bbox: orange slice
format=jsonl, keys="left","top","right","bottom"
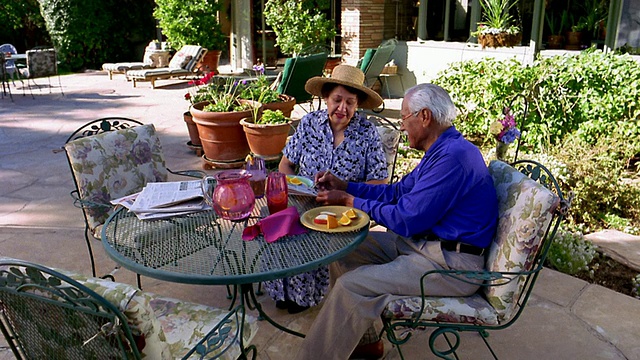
{"left": 338, "top": 214, "right": 352, "bottom": 226}
{"left": 326, "top": 215, "right": 338, "bottom": 229}
{"left": 287, "top": 176, "right": 303, "bottom": 185}
{"left": 344, "top": 208, "right": 358, "bottom": 219}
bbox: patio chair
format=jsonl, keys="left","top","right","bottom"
{"left": 0, "top": 257, "right": 258, "bottom": 360}
{"left": 59, "top": 118, "right": 205, "bottom": 288}
{"left": 0, "top": 43, "right": 19, "bottom": 86}
{"left": 361, "top": 110, "right": 402, "bottom": 184}
{"left": 358, "top": 39, "right": 397, "bottom": 112}
{"left": 102, "top": 46, "right": 156, "bottom": 80}
{"left": 19, "top": 47, "right": 64, "bottom": 96}
{"left": 381, "top": 159, "right": 571, "bottom": 360}
{"left": 126, "top": 45, "right": 206, "bottom": 88}
{"left": 275, "top": 52, "right": 328, "bottom": 113}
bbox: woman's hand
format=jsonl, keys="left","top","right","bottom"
{"left": 315, "top": 190, "right": 354, "bottom": 207}
{"left": 314, "top": 170, "right": 347, "bottom": 191}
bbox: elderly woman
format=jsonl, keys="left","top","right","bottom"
{"left": 265, "top": 65, "right": 389, "bottom": 313}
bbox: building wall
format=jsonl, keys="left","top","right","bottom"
{"left": 341, "top": 0, "right": 386, "bottom": 65}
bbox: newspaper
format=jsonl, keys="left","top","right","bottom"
{"left": 111, "top": 180, "right": 211, "bottom": 220}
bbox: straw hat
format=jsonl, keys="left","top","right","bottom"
{"left": 304, "top": 65, "right": 383, "bottom": 109}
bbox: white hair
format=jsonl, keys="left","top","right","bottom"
{"left": 404, "top": 84, "right": 456, "bottom": 127}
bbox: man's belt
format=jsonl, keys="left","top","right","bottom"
{"left": 440, "top": 241, "right": 486, "bottom": 256}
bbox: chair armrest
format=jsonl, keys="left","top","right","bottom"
{"left": 168, "top": 168, "right": 206, "bottom": 179}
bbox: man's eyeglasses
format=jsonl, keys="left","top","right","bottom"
{"left": 401, "top": 110, "right": 420, "bottom": 122}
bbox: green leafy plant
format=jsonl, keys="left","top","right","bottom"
{"left": 264, "top": 0, "right": 336, "bottom": 55}
{"left": 473, "top": 0, "right": 520, "bottom": 35}
{"left": 257, "top": 109, "right": 289, "bottom": 125}
{"left": 633, "top": 274, "right": 640, "bottom": 299}
{"left": 546, "top": 227, "right": 597, "bottom": 275}
{"left": 153, "top": 0, "right": 226, "bottom": 51}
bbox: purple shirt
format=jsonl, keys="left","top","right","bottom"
{"left": 347, "top": 126, "right": 498, "bottom": 248}
{"left": 283, "top": 110, "right": 388, "bottom": 182}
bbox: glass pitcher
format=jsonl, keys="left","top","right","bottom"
{"left": 202, "top": 170, "right": 255, "bottom": 221}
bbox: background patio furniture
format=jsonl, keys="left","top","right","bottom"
{"left": 0, "top": 257, "right": 258, "bottom": 360}
{"left": 126, "top": 45, "right": 206, "bottom": 88}
{"left": 362, "top": 110, "right": 402, "bottom": 184}
{"left": 358, "top": 39, "right": 397, "bottom": 112}
{"left": 59, "top": 119, "right": 204, "bottom": 288}
{"left": 382, "top": 159, "right": 571, "bottom": 359}
{"left": 274, "top": 52, "right": 328, "bottom": 112}
{"left": 19, "top": 47, "right": 64, "bottom": 96}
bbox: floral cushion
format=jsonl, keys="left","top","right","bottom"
{"left": 64, "top": 124, "right": 169, "bottom": 235}
{"left": 382, "top": 293, "right": 498, "bottom": 325}
{"left": 484, "top": 160, "right": 559, "bottom": 322}
{"left": 20, "top": 48, "right": 57, "bottom": 78}
{"left": 151, "top": 296, "right": 259, "bottom": 359}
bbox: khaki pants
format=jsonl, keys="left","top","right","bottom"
{"left": 296, "top": 231, "right": 485, "bottom": 360}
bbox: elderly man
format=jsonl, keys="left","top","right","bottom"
{"left": 297, "top": 83, "right": 498, "bottom": 360}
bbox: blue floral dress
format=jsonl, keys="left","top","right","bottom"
{"left": 264, "top": 110, "right": 388, "bottom": 307}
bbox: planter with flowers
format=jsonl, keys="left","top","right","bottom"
{"left": 473, "top": 0, "right": 521, "bottom": 49}
{"left": 239, "top": 63, "right": 296, "bottom": 117}
{"left": 183, "top": 72, "right": 217, "bottom": 154}
{"left": 490, "top": 107, "right": 521, "bottom": 161}
{"left": 188, "top": 78, "right": 262, "bottom": 167}
{"left": 240, "top": 109, "right": 292, "bottom": 159}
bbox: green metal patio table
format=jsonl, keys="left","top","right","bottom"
{"left": 101, "top": 195, "right": 368, "bottom": 338}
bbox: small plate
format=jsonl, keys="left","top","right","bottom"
{"left": 286, "top": 175, "right": 317, "bottom": 196}
{"left": 300, "top": 206, "right": 370, "bottom": 233}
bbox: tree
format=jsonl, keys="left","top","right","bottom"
{"left": 264, "top": 0, "right": 336, "bottom": 56}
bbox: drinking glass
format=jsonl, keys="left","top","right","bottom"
{"left": 245, "top": 156, "right": 267, "bottom": 198}
{"left": 266, "top": 171, "right": 288, "bottom": 215}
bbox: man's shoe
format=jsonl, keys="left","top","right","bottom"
{"left": 349, "top": 340, "right": 384, "bottom": 359}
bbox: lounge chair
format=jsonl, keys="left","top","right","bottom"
{"left": 102, "top": 42, "right": 171, "bottom": 80}
{"left": 126, "top": 45, "right": 206, "bottom": 88}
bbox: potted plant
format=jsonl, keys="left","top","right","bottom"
{"left": 240, "top": 109, "right": 292, "bottom": 158}
{"left": 189, "top": 79, "right": 262, "bottom": 166}
{"left": 153, "top": 0, "right": 227, "bottom": 73}
{"left": 565, "top": 13, "right": 585, "bottom": 50}
{"left": 545, "top": 11, "right": 567, "bottom": 49}
{"left": 237, "top": 64, "right": 296, "bottom": 117}
{"left": 264, "top": 0, "right": 336, "bottom": 56}
{"left": 473, "top": 0, "right": 522, "bottom": 48}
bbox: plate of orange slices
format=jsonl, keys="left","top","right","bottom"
{"left": 300, "top": 206, "right": 370, "bottom": 233}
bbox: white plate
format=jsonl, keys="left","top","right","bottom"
{"left": 300, "top": 206, "right": 369, "bottom": 233}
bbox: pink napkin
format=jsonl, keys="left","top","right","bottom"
{"left": 242, "top": 206, "right": 308, "bottom": 243}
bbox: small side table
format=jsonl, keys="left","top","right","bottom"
{"left": 378, "top": 73, "right": 404, "bottom": 99}
{"left": 146, "top": 49, "right": 171, "bottom": 68}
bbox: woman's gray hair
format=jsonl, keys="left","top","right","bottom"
{"left": 404, "top": 84, "right": 456, "bottom": 127}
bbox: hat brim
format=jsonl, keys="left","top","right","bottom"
{"left": 304, "top": 77, "right": 383, "bottom": 109}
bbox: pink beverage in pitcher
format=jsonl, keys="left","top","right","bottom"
{"left": 245, "top": 156, "right": 267, "bottom": 198}
{"left": 266, "top": 171, "right": 288, "bottom": 214}
{"left": 206, "top": 170, "right": 255, "bottom": 221}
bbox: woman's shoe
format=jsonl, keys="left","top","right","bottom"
{"left": 275, "top": 300, "right": 289, "bottom": 310}
{"left": 349, "top": 340, "right": 384, "bottom": 359}
{"left": 287, "top": 302, "right": 310, "bottom": 314}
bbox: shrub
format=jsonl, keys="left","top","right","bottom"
{"left": 546, "top": 227, "right": 597, "bottom": 275}
{"left": 38, "top": 0, "right": 155, "bottom": 71}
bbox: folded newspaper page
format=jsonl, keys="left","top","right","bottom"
{"left": 111, "top": 180, "right": 211, "bottom": 220}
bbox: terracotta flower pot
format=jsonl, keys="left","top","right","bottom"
{"left": 197, "top": 50, "right": 222, "bottom": 74}
{"left": 240, "top": 117, "right": 292, "bottom": 158}
{"left": 477, "top": 32, "right": 522, "bottom": 49}
{"left": 183, "top": 111, "right": 201, "bottom": 146}
{"left": 191, "top": 100, "right": 261, "bottom": 163}
{"left": 546, "top": 35, "right": 564, "bottom": 49}
{"left": 262, "top": 94, "right": 296, "bottom": 118}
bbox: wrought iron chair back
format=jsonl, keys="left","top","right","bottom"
{"left": 361, "top": 110, "right": 403, "bottom": 184}
{"left": 381, "top": 159, "right": 571, "bottom": 360}
{"left": 20, "top": 47, "right": 64, "bottom": 96}
{"left": 0, "top": 258, "right": 258, "bottom": 360}
{"left": 0, "top": 258, "right": 142, "bottom": 359}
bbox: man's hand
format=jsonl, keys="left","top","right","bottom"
{"left": 314, "top": 170, "right": 347, "bottom": 191}
{"left": 315, "top": 190, "right": 354, "bottom": 207}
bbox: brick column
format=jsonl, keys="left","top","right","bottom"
{"left": 341, "top": 0, "right": 386, "bottom": 66}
